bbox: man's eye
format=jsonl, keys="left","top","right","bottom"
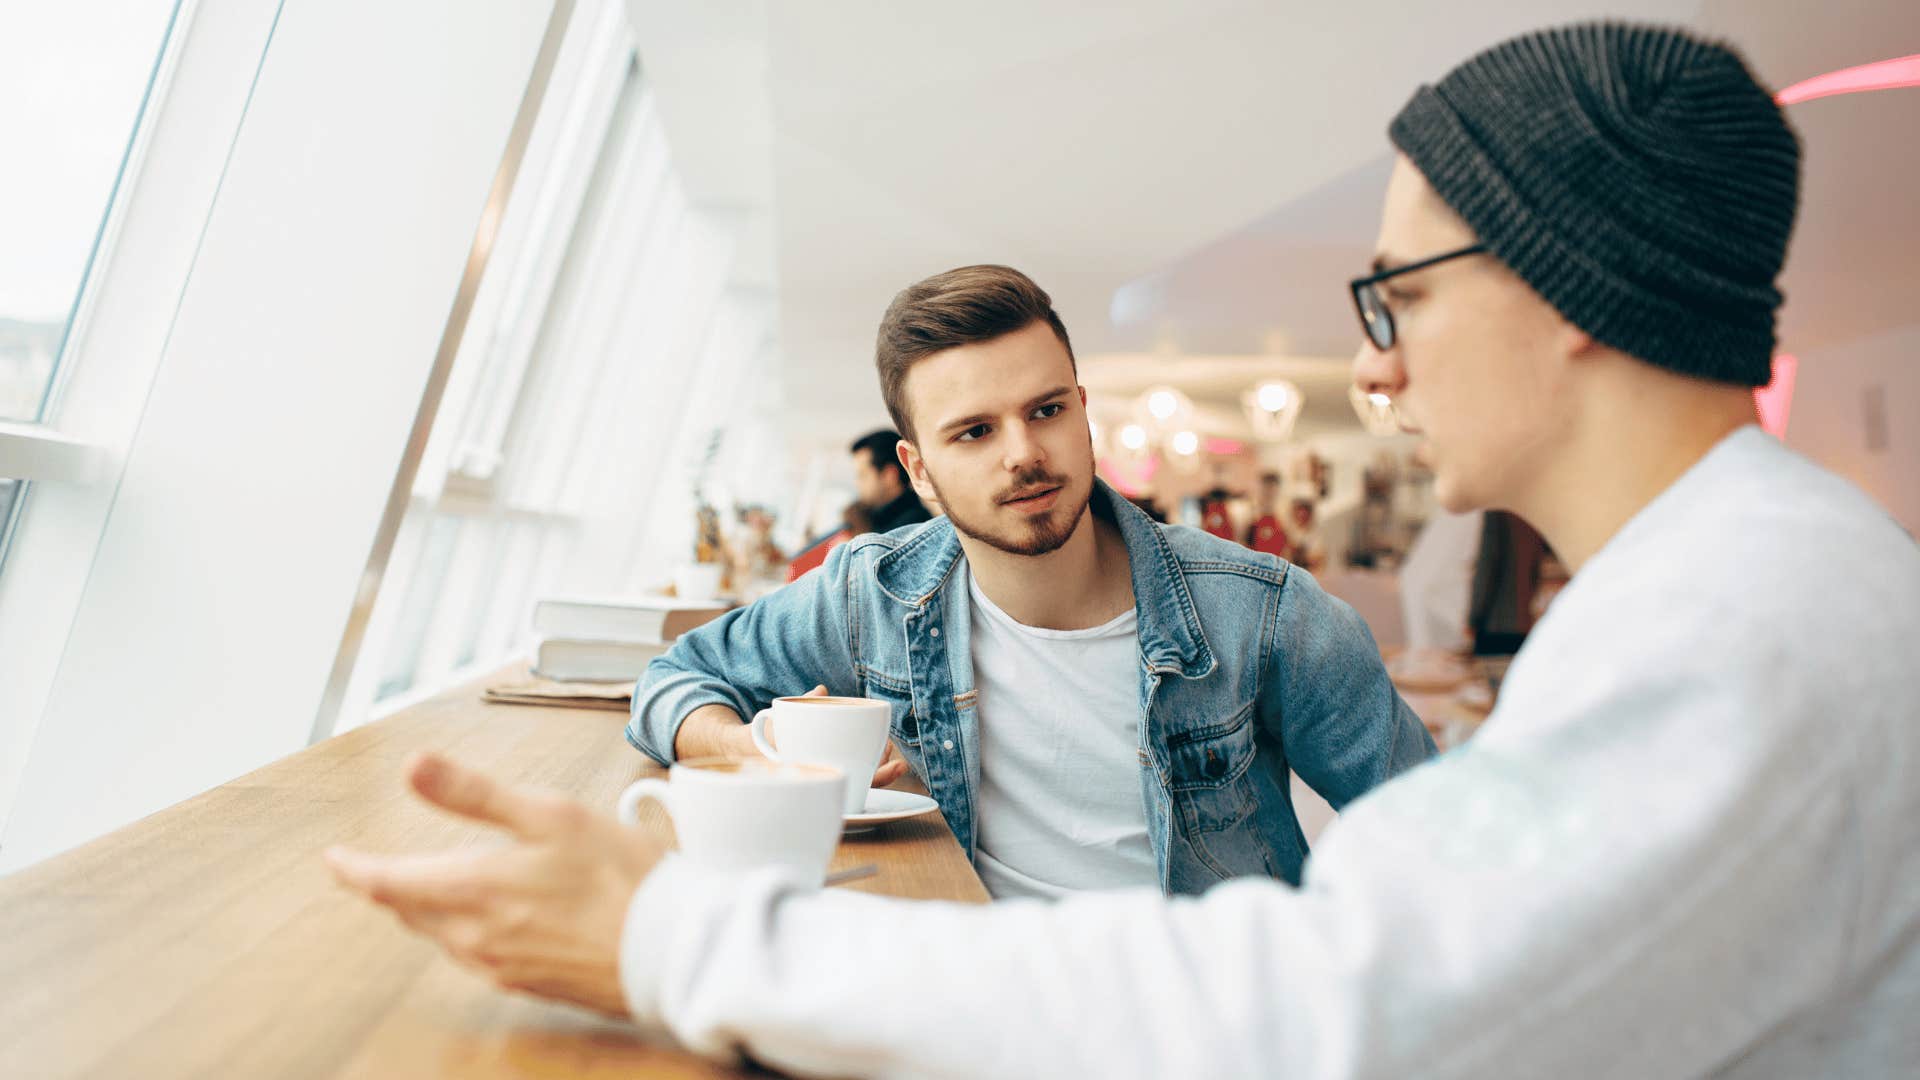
{"left": 1384, "top": 285, "right": 1418, "bottom": 304}
{"left": 1033, "top": 403, "right": 1065, "bottom": 420}
{"left": 956, "top": 424, "right": 991, "bottom": 443}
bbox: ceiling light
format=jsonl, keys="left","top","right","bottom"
{"left": 1135, "top": 385, "right": 1194, "bottom": 436}
{"left": 1244, "top": 380, "right": 1304, "bottom": 443}
{"left": 1349, "top": 385, "right": 1401, "bottom": 437}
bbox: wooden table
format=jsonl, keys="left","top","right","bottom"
{"left": 0, "top": 668, "right": 987, "bottom": 1078}
{"left": 1382, "top": 648, "right": 1499, "bottom": 752}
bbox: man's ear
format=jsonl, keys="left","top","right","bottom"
{"left": 897, "top": 438, "right": 938, "bottom": 504}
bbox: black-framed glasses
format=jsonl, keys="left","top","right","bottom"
{"left": 1349, "top": 243, "right": 1487, "bottom": 351}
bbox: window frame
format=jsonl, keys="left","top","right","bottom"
{"left": 0, "top": 0, "right": 564, "bottom": 868}
{"left": 0, "top": 0, "right": 268, "bottom": 843}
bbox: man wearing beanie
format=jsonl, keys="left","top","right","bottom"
{"left": 331, "top": 22, "right": 1919, "bottom": 1079}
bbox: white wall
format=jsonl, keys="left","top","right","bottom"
{"left": 0, "top": 0, "right": 555, "bottom": 870}
{"left": 1787, "top": 324, "right": 1920, "bottom": 537}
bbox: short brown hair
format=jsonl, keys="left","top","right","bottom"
{"left": 875, "top": 265, "right": 1074, "bottom": 440}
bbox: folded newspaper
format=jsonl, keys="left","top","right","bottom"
{"left": 483, "top": 676, "right": 632, "bottom": 712}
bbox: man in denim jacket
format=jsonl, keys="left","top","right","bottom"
{"left": 627, "top": 265, "right": 1433, "bottom": 897}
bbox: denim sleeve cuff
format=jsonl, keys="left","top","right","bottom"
{"left": 628, "top": 673, "right": 752, "bottom": 764}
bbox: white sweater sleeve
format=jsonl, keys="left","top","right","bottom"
{"left": 620, "top": 624, "right": 1854, "bottom": 1080}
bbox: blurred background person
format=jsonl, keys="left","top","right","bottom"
{"left": 849, "top": 428, "right": 934, "bottom": 534}
{"left": 1198, "top": 485, "right": 1236, "bottom": 540}
{"left": 1243, "top": 472, "right": 1289, "bottom": 559}
{"left": 1284, "top": 493, "right": 1325, "bottom": 571}
{"left": 786, "top": 428, "right": 938, "bottom": 581}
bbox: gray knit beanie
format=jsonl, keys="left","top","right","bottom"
{"left": 1389, "top": 22, "right": 1800, "bottom": 387}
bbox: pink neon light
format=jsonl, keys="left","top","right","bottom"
{"left": 1097, "top": 455, "right": 1160, "bottom": 496}
{"left": 1754, "top": 353, "right": 1798, "bottom": 438}
{"left": 1203, "top": 438, "right": 1247, "bottom": 456}
{"left": 1775, "top": 54, "right": 1920, "bottom": 105}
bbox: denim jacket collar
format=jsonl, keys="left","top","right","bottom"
{"left": 872, "top": 479, "right": 1216, "bottom": 680}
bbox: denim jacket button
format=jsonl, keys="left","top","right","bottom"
{"left": 930, "top": 627, "right": 940, "bottom": 638}
{"left": 942, "top": 739, "right": 955, "bottom": 751}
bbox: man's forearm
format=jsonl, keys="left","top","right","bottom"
{"left": 671, "top": 703, "right": 759, "bottom": 762}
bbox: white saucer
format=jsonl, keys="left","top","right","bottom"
{"left": 845, "top": 789, "right": 940, "bottom": 828}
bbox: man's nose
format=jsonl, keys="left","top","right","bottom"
{"left": 1352, "top": 339, "right": 1406, "bottom": 399}
{"left": 1002, "top": 422, "right": 1045, "bottom": 473}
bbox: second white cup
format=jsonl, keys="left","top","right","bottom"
{"left": 618, "top": 758, "right": 845, "bottom": 885}
{"left": 749, "top": 695, "right": 891, "bottom": 815}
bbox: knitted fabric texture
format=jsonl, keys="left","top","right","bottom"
{"left": 1390, "top": 22, "right": 1801, "bottom": 386}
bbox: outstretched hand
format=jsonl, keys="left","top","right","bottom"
{"left": 325, "top": 753, "right": 664, "bottom": 1016}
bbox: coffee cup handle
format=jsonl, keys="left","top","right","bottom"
{"left": 748, "top": 708, "right": 782, "bottom": 760}
{"left": 617, "top": 778, "right": 672, "bottom": 827}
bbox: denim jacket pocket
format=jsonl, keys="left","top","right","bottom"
{"left": 859, "top": 668, "right": 921, "bottom": 747}
{"left": 1164, "top": 701, "right": 1257, "bottom": 831}
{"left": 1166, "top": 704, "right": 1284, "bottom": 881}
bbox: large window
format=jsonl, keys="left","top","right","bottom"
{"left": 0, "top": 0, "right": 786, "bottom": 869}
{"left": 0, "top": 1, "right": 181, "bottom": 422}
{"left": 329, "top": 0, "right": 779, "bottom": 728}
{"left": 1, "top": 0, "right": 563, "bottom": 870}
{"left": 0, "top": 0, "right": 180, "bottom": 583}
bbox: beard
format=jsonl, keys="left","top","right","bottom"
{"left": 926, "top": 464, "right": 1090, "bottom": 557}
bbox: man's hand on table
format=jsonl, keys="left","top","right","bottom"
{"left": 325, "top": 753, "right": 662, "bottom": 1017}
{"left": 674, "top": 684, "right": 910, "bottom": 787}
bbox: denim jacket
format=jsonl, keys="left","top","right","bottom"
{"left": 628, "top": 481, "right": 1435, "bottom": 895}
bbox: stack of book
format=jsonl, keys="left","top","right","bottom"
{"left": 530, "top": 595, "right": 730, "bottom": 683}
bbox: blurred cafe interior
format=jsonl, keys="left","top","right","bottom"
{"left": 0, "top": 1, "right": 1915, "bottom": 1076}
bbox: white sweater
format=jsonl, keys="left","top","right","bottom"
{"left": 620, "top": 427, "right": 1920, "bottom": 1079}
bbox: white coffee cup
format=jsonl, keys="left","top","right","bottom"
{"left": 618, "top": 759, "right": 845, "bottom": 885}
{"left": 749, "top": 695, "right": 891, "bottom": 816}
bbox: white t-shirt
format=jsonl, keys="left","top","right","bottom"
{"left": 965, "top": 566, "right": 1155, "bottom": 899}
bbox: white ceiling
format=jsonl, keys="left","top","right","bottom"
{"left": 627, "top": 0, "right": 1920, "bottom": 446}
